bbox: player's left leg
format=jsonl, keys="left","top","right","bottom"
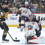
{"left": 19, "top": 16, "right": 21, "bottom": 28}
{"left": 21, "top": 16, "right": 25, "bottom": 30}
{"left": 0, "top": 22, "right": 9, "bottom": 41}
{"left": 18, "top": 16, "right": 21, "bottom": 28}
{"left": 20, "top": 16, "right": 29, "bottom": 31}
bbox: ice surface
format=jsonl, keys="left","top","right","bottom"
{"left": 0, "top": 27, "right": 45, "bottom": 45}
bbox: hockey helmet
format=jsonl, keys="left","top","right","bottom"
{"left": 25, "top": 2, "right": 28, "bottom": 4}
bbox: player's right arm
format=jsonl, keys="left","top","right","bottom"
{"left": 19, "top": 7, "right": 23, "bottom": 14}
{"left": 16, "top": 7, "right": 23, "bottom": 16}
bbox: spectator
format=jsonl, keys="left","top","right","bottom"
{"left": 41, "top": 0, "right": 45, "bottom": 8}
{"left": 30, "top": 4, "right": 35, "bottom": 9}
{"left": 33, "top": 1, "right": 37, "bottom": 4}
{"left": 15, "top": 0, "right": 20, "bottom": 9}
{"left": 0, "top": 0, "right": 2, "bottom": 3}
{"left": 36, "top": 5, "right": 45, "bottom": 13}
{"left": 32, "top": 1, "right": 38, "bottom": 12}
{"left": 8, "top": 2, "right": 12, "bottom": 8}
{"left": 8, "top": 7, "right": 12, "bottom": 13}
{"left": 22, "top": 0, "right": 25, "bottom": 5}
{"left": 28, "top": 0, "right": 31, "bottom": 4}
{"left": 36, "top": 3, "right": 43, "bottom": 13}
{"left": 10, "top": 4, "right": 17, "bottom": 13}
{"left": 19, "top": 2, "right": 23, "bottom": 8}
{"left": 19, "top": 0, "right": 26, "bottom": 5}
{"left": 30, "top": 0, "right": 34, "bottom": 4}
{"left": 9, "top": 9, "right": 12, "bottom": 13}
{"left": 30, "top": 0, "right": 39, "bottom": 4}
{"left": 41, "top": 5, "right": 45, "bottom": 13}
{"left": 30, "top": 4, "right": 35, "bottom": 13}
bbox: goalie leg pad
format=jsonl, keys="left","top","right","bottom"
{"left": 27, "top": 36, "right": 37, "bottom": 44}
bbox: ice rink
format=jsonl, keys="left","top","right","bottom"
{"left": 0, "top": 27, "right": 45, "bottom": 45}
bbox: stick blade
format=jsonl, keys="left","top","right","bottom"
{"left": 13, "top": 40, "right": 20, "bottom": 42}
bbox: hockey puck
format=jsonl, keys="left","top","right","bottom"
{"left": 15, "top": 37, "right": 17, "bottom": 39}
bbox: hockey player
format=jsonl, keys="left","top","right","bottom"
{"left": 19, "top": 2, "right": 32, "bottom": 29}
{"left": 0, "top": 0, "right": 9, "bottom": 41}
{"left": 25, "top": 14, "right": 40, "bottom": 44}
{"left": 25, "top": 14, "right": 42, "bottom": 37}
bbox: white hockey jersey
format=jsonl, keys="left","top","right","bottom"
{"left": 25, "top": 22, "right": 39, "bottom": 37}
{"left": 19, "top": 7, "right": 32, "bottom": 17}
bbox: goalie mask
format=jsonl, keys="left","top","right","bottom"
{"left": 29, "top": 14, "right": 33, "bottom": 21}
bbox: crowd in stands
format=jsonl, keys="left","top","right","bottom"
{"left": 1, "top": 0, "right": 45, "bottom": 13}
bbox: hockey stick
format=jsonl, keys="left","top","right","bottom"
{"left": 1, "top": 22, "right": 20, "bottom": 42}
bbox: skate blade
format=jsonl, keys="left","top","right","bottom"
{"left": 2, "top": 40, "right": 9, "bottom": 43}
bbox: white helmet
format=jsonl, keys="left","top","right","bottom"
{"left": 25, "top": 2, "right": 28, "bottom": 4}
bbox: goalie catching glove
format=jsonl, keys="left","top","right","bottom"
{"left": 25, "top": 29, "right": 36, "bottom": 37}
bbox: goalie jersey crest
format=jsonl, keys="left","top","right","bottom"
{"left": 28, "top": 25, "right": 33, "bottom": 30}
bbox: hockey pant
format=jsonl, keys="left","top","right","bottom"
{"left": 21, "top": 16, "right": 29, "bottom": 29}
{"left": 0, "top": 22, "right": 9, "bottom": 40}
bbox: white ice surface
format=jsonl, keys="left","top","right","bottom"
{"left": 0, "top": 27, "right": 45, "bottom": 45}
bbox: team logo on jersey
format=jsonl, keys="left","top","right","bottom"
{"left": 28, "top": 25, "right": 33, "bottom": 30}
{"left": 23, "top": 10, "right": 27, "bottom": 13}
{"left": 0, "top": 10, "right": 5, "bottom": 18}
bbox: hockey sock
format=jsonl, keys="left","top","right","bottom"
{"left": 2, "top": 31, "right": 7, "bottom": 40}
